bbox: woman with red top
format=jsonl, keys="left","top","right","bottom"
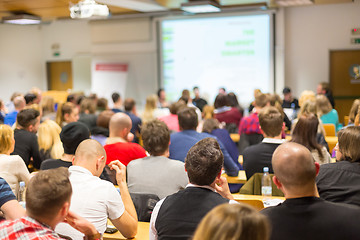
{"left": 213, "top": 94, "right": 242, "bottom": 133}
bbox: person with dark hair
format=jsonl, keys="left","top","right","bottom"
{"left": 40, "top": 122, "right": 90, "bottom": 170}
{"left": 316, "top": 82, "right": 335, "bottom": 108}
{"left": 261, "top": 142, "right": 360, "bottom": 240}
{"left": 192, "top": 86, "right": 207, "bottom": 112}
{"left": 66, "top": 94, "right": 77, "bottom": 104}
{"left": 96, "top": 98, "right": 108, "bottom": 114}
{"left": 227, "top": 92, "right": 244, "bottom": 115}
{"left": 214, "top": 94, "right": 242, "bottom": 133}
{"left": 111, "top": 92, "right": 123, "bottom": 113}
{"left": 169, "top": 108, "right": 239, "bottom": 176}
{"left": 104, "top": 113, "right": 146, "bottom": 166}
{"left": 243, "top": 106, "right": 285, "bottom": 180}
{"left": 78, "top": 98, "right": 98, "bottom": 131}
{"left": 157, "top": 88, "right": 169, "bottom": 108}
{"left": 282, "top": 87, "right": 299, "bottom": 110}
{"left": 0, "top": 168, "right": 100, "bottom": 239}
{"left": 24, "top": 93, "right": 37, "bottom": 106}
{"left": 90, "top": 110, "right": 114, "bottom": 146}
{"left": 124, "top": 98, "right": 142, "bottom": 143}
{"left": 11, "top": 109, "right": 42, "bottom": 170}
{"left": 4, "top": 96, "right": 25, "bottom": 126}
{"left": 150, "top": 138, "right": 237, "bottom": 240}
{"left": 291, "top": 114, "right": 330, "bottom": 164}
{"left": 56, "top": 140, "right": 138, "bottom": 239}
{"left": 127, "top": 120, "right": 187, "bottom": 199}
{"left": 317, "top": 126, "right": 360, "bottom": 207}
{"left": 158, "top": 100, "right": 186, "bottom": 132}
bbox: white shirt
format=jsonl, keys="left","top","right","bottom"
{"left": 149, "top": 184, "right": 238, "bottom": 240}
{"left": 55, "top": 166, "right": 125, "bottom": 240}
{"left": 262, "top": 138, "right": 286, "bottom": 144}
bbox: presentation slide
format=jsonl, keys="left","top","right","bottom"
{"left": 160, "top": 13, "right": 273, "bottom": 106}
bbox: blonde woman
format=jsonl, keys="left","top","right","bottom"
{"left": 0, "top": 124, "right": 30, "bottom": 197}
{"left": 38, "top": 120, "right": 64, "bottom": 161}
{"left": 55, "top": 102, "right": 79, "bottom": 127}
{"left": 41, "top": 96, "right": 56, "bottom": 121}
{"left": 193, "top": 203, "right": 269, "bottom": 240}
{"left": 142, "top": 94, "right": 169, "bottom": 123}
{"left": 316, "top": 95, "right": 341, "bottom": 132}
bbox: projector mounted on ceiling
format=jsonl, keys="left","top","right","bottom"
{"left": 181, "top": 0, "right": 221, "bottom": 13}
{"left": 69, "top": 0, "right": 110, "bottom": 19}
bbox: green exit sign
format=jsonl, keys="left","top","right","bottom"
{"left": 351, "top": 38, "right": 360, "bottom": 44}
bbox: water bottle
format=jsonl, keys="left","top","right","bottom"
{"left": 261, "top": 167, "right": 272, "bottom": 199}
{"left": 18, "top": 181, "right": 26, "bottom": 208}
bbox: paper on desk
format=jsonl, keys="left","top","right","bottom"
{"left": 263, "top": 198, "right": 284, "bottom": 208}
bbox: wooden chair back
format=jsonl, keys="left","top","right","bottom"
{"left": 234, "top": 199, "right": 264, "bottom": 211}
{"left": 323, "top": 124, "right": 336, "bottom": 136}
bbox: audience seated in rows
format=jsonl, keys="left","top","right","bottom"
{"left": 169, "top": 107, "right": 239, "bottom": 176}
{"left": 104, "top": 113, "right": 146, "bottom": 166}
{"left": 12, "top": 109, "right": 42, "bottom": 171}
{"left": 316, "top": 126, "right": 360, "bottom": 207}
{"left": 238, "top": 92, "right": 268, "bottom": 153}
{"left": 150, "top": 138, "right": 237, "bottom": 240}
{"left": 193, "top": 203, "right": 269, "bottom": 240}
{"left": 56, "top": 140, "right": 138, "bottom": 239}
{"left": 40, "top": 122, "right": 90, "bottom": 170}
{"left": 261, "top": 142, "right": 360, "bottom": 240}
{"left": 243, "top": 106, "right": 285, "bottom": 180}
{"left": 0, "top": 124, "right": 30, "bottom": 197}
{"left": 0, "top": 168, "right": 100, "bottom": 239}
{"left": 291, "top": 114, "right": 330, "bottom": 165}
{"left": 127, "top": 119, "right": 188, "bottom": 199}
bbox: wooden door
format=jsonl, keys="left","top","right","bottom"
{"left": 330, "top": 50, "right": 360, "bottom": 124}
{"left": 47, "top": 61, "right": 73, "bottom": 91}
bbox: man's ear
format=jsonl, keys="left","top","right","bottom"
{"left": 96, "top": 156, "right": 105, "bottom": 170}
{"left": 60, "top": 201, "right": 70, "bottom": 219}
{"left": 315, "top": 162, "right": 320, "bottom": 176}
{"left": 64, "top": 113, "right": 69, "bottom": 122}
{"left": 273, "top": 176, "right": 282, "bottom": 189}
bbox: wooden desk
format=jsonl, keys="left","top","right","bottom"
{"left": 222, "top": 170, "right": 247, "bottom": 184}
{"left": 103, "top": 222, "right": 149, "bottom": 240}
{"left": 232, "top": 194, "right": 285, "bottom": 201}
{"left": 230, "top": 133, "right": 240, "bottom": 143}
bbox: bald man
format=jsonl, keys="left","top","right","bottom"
{"left": 56, "top": 139, "right": 138, "bottom": 240}
{"left": 261, "top": 142, "right": 360, "bottom": 240}
{"left": 104, "top": 113, "right": 146, "bottom": 166}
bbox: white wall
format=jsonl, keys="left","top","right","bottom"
{"left": 284, "top": 2, "right": 360, "bottom": 98}
{"left": 0, "top": 24, "right": 45, "bottom": 102}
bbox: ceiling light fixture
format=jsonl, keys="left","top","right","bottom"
{"left": 2, "top": 14, "right": 41, "bottom": 25}
{"left": 275, "top": 0, "right": 313, "bottom": 7}
{"left": 181, "top": 0, "right": 221, "bottom": 13}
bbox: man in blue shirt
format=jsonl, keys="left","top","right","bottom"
{"left": 4, "top": 96, "right": 25, "bottom": 126}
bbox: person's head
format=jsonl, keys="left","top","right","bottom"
{"left": 258, "top": 106, "right": 283, "bottom": 138}
{"left": 29, "top": 87, "right": 42, "bottom": 104}
{"left": 337, "top": 126, "right": 360, "bottom": 163}
{"left": 145, "top": 94, "right": 158, "bottom": 110}
{"left": 254, "top": 93, "right": 268, "bottom": 109}
{"left": 41, "top": 96, "right": 55, "bottom": 113}
{"left": 97, "top": 98, "right": 108, "bottom": 111}
{"left": 297, "top": 100, "right": 317, "bottom": 118}
{"left": 26, "top": 167, "right": 72, "bottom": 223}
{"left": 202, "top": 118, "right": 220, "bottom": 133}
{"left": 349, "top": 99, "right": 360, "bottom": 124}
{"left": 316, "top": 94, "right": 332, "bottom": 116}
{"left": 141, "top": 119, "right": 170, "bottom": 156}
{"left": 169, "top": 101, "right": 186, "bottom": 115}
{"left": 298, "top": 90, "right": 316, "bottom": 107}
{"left": 123, "top": 98, "right": 135, "bottom": 112}
{"left": 185, "top": 138, "right": 223, "bottom": 186}
{"left": 66, "top": 94, "right": 77, "bottom": 104}
{"left": 109, "top": 112, "right": 132, "bottom": 138}
{"left": 193, "top": 86, "right": 200, "bottom": 98}
{"left": 38, "top": 120, "right": 64, "bottom": 159}
{"left": 227, "top": 92, "right": 240, "bottom": 108}
{"left": 17, "top": 109, "right": 40, "bottom": 133}
{"left": 193, "top": 204, "right": 270, "bottom": 240}
{"left": 291, "top": 114, "right": 324, "bottom": 159}
{"left": 283, "top": 87, "right": 292, "bottom": 102}
{"left": 317, "top": 82, "right": 330, "bottom": 95}
{"left": 0, "top": 124, "right": 15, "bottom": 155}
{"left": 96, "top": 110, "right": 115, "bottom": 129}
{"left": 219, "top": 87, "right": 226, "bottom": 95}
{"left": 178, "top": 107, "right": 198, "bottom": 131}
{"left": 157, "top": 88, "right": 166, "bottom": 101}
{"left": 60, "top": 122, "right": 90, "bottom": 155}
{"left": 24, "top": 94, "right": 37, "bottom": 105}
{"left": 112, "top": 92, "right": 121, "bottom": 104}
{"left": 73, "top": 139, "right": 107, "bottom": 177}
{"left": 10, "top": 92, "right": 23, "bottom": 102}
{"left": 272, "top": 142, "right": 319, "bottom": 196}
{"left": 202, "top": 105, "right": 214, "bottom": 120}
{"left": 56, "top": 102, "right": 79, "bottom": 127}
{"left": 13, "top": 96, "right": 26, "bottom": 111}
{"left": 80, "top": 98, "right": 96, "bottom": 114}
{"left": 214, "top": 94, "right": 230, "bottom": 109}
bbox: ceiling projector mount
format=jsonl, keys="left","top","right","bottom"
{"left": 69, "top": 0, "right": 110, "bottom": 19}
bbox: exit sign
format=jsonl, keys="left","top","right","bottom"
{"left": 352, "top": 28, "right": 360, "bottom": 35}
{"left": 351, "top": 38, "right": 360, "bottom": 44}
